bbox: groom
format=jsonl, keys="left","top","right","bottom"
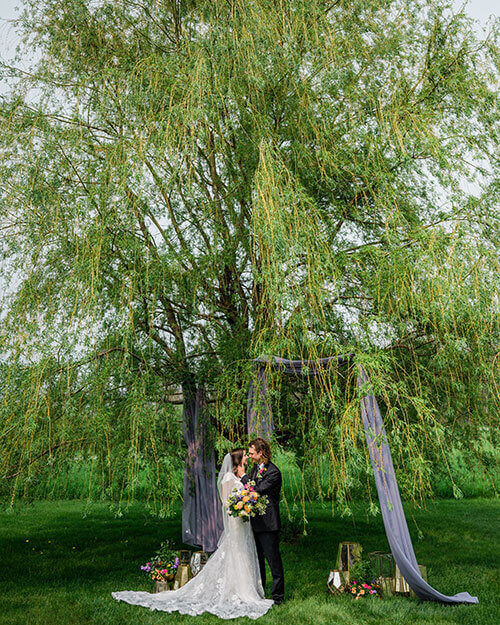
{"left": 239, "top": 437, "right": 285, "bottom": 605}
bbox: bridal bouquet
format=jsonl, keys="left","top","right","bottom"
{"left": 226, "top": 480, "right": 269, "bottom": 521}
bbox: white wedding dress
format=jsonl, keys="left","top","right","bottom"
{"left": 111, "top": 454, "right": 274, "bottom": 620}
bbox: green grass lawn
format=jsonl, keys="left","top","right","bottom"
{"left": 0, "top": 498, "right": 498, "bottom": 625}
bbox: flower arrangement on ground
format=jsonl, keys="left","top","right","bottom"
{"left": 345, "top": 578, "right": 382, "bottom": 599}
{"left": 344, "top": 558, "right": 381, "bottom": 599}
{"left": 141, "top": 539, "right": 180, "bottom": 583}
{"left": 226, "top": 480, "right": 269, "bottom": 521}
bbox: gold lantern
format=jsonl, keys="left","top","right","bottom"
{"left": 368, "top": 551, "right": 395, "bottom": 579}
{"left": 327, "top": 569, "right": 346, "bottom": 595}
{"left": 393, "top": 563, "right": 427, "bottom": 596}
{"left": 409, "top": 565, "right": 428, "bottom": 599}
{"left": 173, "top": 550, "right": 193, "bottom": 590}
{"left": 335, "top": 542, "right": 362, "bottom": 582}
{"left": 379, "top": 576, "right": 394, "bottom": 597}
{"left": 368, "top": 551, "right": 395, "bottom": 597}
{"left": 393, "top": 564, "right": 410, "bottom": 594}
{"left": 154, "top": 580, "right": 171, "bottom": 593}
{"left": 190, "top": 551, "right": 209, "bottom": 576}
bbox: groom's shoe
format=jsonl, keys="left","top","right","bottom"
{"left": 272, "top": 599, "right": 284, "bottom": 606}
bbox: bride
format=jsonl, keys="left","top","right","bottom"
{"left": 111, "top": 449, "right": 275, "bottom": 620}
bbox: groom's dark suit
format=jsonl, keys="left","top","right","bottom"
{"left": 241, "top": 461, "right": 285, "bottom": 604}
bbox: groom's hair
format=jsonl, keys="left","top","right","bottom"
{"left": 230, "top": 448, "right": 245, "bottom": 474}
{"left": 249, "top": 437, "right": 271, "bottom": 462}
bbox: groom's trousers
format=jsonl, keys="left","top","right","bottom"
{"left": 254, "top": 530, "right": 285, "bottom": 603}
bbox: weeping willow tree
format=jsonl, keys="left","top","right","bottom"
{"left": 0, "top": 0, "right": 498, "bottom": 515}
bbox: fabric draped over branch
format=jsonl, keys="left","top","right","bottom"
{"left": 181, "top": 385, "right": 223, "bottom": 553}
{"left": 246, "top": 365, "right": 274, "bottom": 438}
{"left": 246, "top": 355, "right": 478, "bottom": 605}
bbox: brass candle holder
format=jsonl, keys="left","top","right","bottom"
{"left": 154, "top": 580, "right": 171, "bottom": 593}
{"left": 335, "top": 542, "right": 362, "bottom": 583}
{"left": 392, "top": 562, "right": 428, "bottom": 596}
{"left": 173, "top": 550, "right": 193, "bottom": 590}
{"left": 409, "top": 565, "right": 428, "bottom": 599}
{"left": 368, "top": 551, "right": 395, "bottom": 579}
{"left": 190, "top": 551, "right": 209, "bottom": 576}
{"left": 327, "top": 569, "right": 346, "bottom": 595}
{"left": 393, "top": 563, "right": 411, "bottom": 595}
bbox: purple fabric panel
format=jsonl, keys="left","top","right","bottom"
{"left": 357, "top": 364, "right": 478, "bottom": 604}
{"left": 246, "top": 367, "right": 274, "bottom": 437}
{"left": 181, "top": 385, "right": 224, "bottom": 553}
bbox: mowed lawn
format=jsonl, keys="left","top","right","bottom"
{"left": 0, "top": 498, "right": 498, "bottom": 625}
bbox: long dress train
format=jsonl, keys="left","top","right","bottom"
{"left": 111, "top": 463, "right": 274, "bottom": 620}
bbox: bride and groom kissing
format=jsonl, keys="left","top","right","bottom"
{"left": 112, "top": 437, "right": 285, "bottom": 620}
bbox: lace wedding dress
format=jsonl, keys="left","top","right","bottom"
{"left": 111, "top": 454, "right": 274, "bottom": 620}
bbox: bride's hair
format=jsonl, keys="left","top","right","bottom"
{"left": 229, "top": 448, "right": 245, "bottom": 474}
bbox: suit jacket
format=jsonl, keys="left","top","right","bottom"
{"left": 241, "top": 461, "right": 282, "bottom": 532}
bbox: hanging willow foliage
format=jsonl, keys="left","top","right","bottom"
{"left": 0, "top": 0, "right": 498, "bottom": 516}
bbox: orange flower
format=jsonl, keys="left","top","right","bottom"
{"left": 244, "top": 505, "right": 251, "bottom": 513}
{"left": 236, "top": 501, "right": 244, "bottom": 509}
{"left": 242, "top": 496, "right": 250, "bottom": 503}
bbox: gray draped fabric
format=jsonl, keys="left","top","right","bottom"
{"left": 246, "top": 355, "right": 478, "bottom": 605}
{"left": 181, "top": 384, "right": 223, "bottom": 553}
{"left": 247, "top": 365, "right": 274, "bottom": 437}
{"left": 357, "top": 364, "right": 477, "bottom": 604}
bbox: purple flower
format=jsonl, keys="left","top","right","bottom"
{"left": 174, "top": 557, "right": 180, "bottom": 567}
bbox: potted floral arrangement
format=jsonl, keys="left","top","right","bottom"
{"left": 141, "top": 540, "right": 180, "bottom": 592}
{"left": 344, "top": 558, "right": 381, "bottom": 599}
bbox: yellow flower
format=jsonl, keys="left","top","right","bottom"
{"left": 236, "top": 501, "right": 243, "bottom": 509}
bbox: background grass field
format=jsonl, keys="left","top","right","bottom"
{"left": 0, "top": 497, "right": 498, "bottom": 625}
